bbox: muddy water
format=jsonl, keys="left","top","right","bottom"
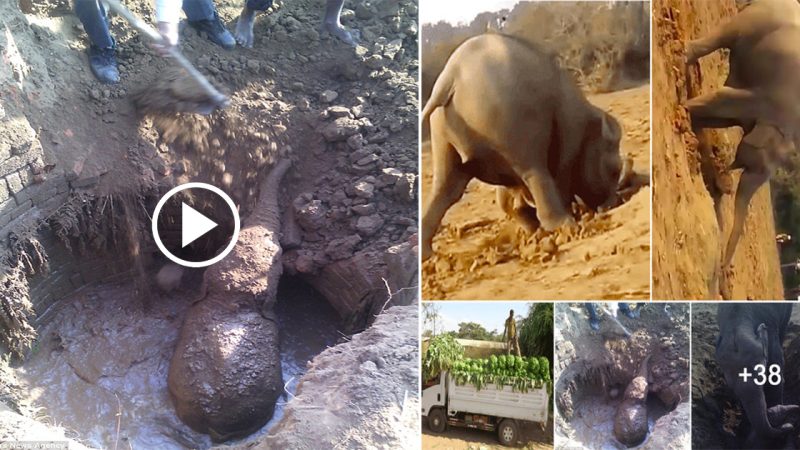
{"left": 14, "top": 276, "right": 341, "bottom": 449}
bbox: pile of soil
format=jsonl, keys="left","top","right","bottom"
{"left": 421, "top": 86, "right": 650, "bottom": 300}
{"left": 651, "top": 0, "right": 783, "bottom": 299}
{"left": 554, "top": 303, "right": 690, "bottom": 449}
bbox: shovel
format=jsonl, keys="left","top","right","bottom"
{"left": 101, "top": 0, "right": 230, "bottom": 115}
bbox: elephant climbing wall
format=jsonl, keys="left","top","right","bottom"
{"left": 652, "top": 0, "right": 783, "bottom": 300}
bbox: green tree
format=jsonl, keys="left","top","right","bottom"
{"left": 519, "top": 303, "right": 553, "bottom": 362}
{"left": 455, "top": 322, "right": 494, "bottom": 340}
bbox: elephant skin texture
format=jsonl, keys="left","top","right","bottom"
{"left": 168, "top": 159, "right": 291, "bottom": 442}
{"left": 686, "top": 0, "right": 800, "bottom": 269}
{"left": 716, "top": 303, "right": 796, "bottom": 446}
{"left": 420, "top": 32, "right": 624, "bottom": 261}
{"left": 613, "top": 355, "right": 651, "bottom": 447}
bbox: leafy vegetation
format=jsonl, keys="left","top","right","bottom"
{"left": 450, "top": 355, "right": 551, "bottom": 393}
{"left": 422, "top": 334, "right": 464, "bottom": 381}
{"left": 519, "top": 303, "right": 553, "bottom": 364}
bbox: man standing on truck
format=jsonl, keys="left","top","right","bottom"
{"left": 503, "top": 309, "right": 521, "bottom": 356}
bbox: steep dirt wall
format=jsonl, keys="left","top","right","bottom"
{"left": 652, "top": 0, "right": 783, "bottom": 300}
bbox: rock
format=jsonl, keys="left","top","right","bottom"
{"left": 325, "top": 235, "right": 362, "bottom": 260}
{"left": 347, "top": 134, "right": 365, "bottom": 150}
{"left": 352, "top": 204, "right": 376, "bottom": 216}
{"left": 541, "top": 236, "right": 558, "bottom": 255}
{"left": 355, "top": 3, "right": 374, "bottom": 20}
{"left": 295, "top": 199, "right": 327, "bottom": 231}
{"left": 379, "top": 168, "right": 403, "bottom": 185}
{"left": 320, "top": 90, "right": 339, "bottom": 103}
{"left": 326, "top": 106, "right": 351, "bottom": 119}
{"left": 356, "top": 154, "right": 379, "bottom": 166}
{"left": 383, "top": 242, "right": 418, "bottom": 304}
{"left": 365, "top": 55, "right": 387, "bottom": 69}
{"left": 356, "top": 215, "right": 384, "bottom": 236}
{"left": 321, "top": 118, "right": 361, "bottom": 142}
{"left": 384, "top": 39, "right": 403, "bottom": 60}
{"left": 350, "top": 180, "right": 375, "bottom": 199}
{"left": 392, "top": 173, "right": 416, "bottom": 202}
{"left": 156, "top": 264, "right": 184, "bottom": 292}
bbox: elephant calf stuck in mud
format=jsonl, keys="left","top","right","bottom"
{"left": 686, "top": 0, "right": 800, "bottom": 272}
{"left": 420, "top": 32, "right": 630, "bottom": 261}
{"left": 716, "top": 304, "right": 800, "bottom": 448}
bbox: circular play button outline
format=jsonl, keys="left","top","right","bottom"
{"left": 152, "top": 182, "right": 240, "bottom": 268}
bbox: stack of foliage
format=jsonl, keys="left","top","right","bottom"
{"left": 422, "top": 334, "right": 464, "bottom": 381}
{"left": 450, "top": 355, "right": 550, "bottom": 393}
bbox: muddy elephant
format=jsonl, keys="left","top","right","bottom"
{"left": 716, "top": 304, "right": 796, "bottom": 444}
{"left": 420, "top": 32, "right": 624, "bottom": 261}
{"left": 168, "top": 160, "right": 291, "bottom": 442}
{"left": 686, "top": 0, "right": 800, "bottom": 269}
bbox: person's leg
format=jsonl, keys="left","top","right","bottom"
{"left": 234, "top": 0, "right": 273, "bottom": 48}
{"left": 74, "top": 0, "right": 119, "bottom": 83}
{"left": 75, "top": 0, "right": 114, "bottom": 48}
{"left": 184, "top": 0, "right": 236, "bottom": 49}
{"left": 323, "top": 0, "right": 358, "bottom": 46}
{"left": 618, "top": 302, "right": 638, "bottom": 319}
{"left": 585, "top": 303, "right": 600, "bottom": 331}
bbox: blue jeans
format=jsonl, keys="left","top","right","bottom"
{"left": 74, "top": 0, "right": 217, "bottom": 49}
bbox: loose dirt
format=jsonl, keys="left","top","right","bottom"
{"left": 652, "top": 0, "right": 783, "bottom": 300}
{"left": 422, "top": 420, "right": 554, "bottom": 450}
{"left": 421, "top": 86, "right": 650, "bottom": 300}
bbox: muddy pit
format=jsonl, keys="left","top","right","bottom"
{"left": 10, "top": 273, "right": 340, "bottom": 449}
{"left": 554, "top": 303, "right": 691, "bottom": 449}
{"left": 692, "top": 304, "right": 800, "bottom": 449}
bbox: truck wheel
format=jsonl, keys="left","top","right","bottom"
{"left": 497, "top": 419, "right": 518, "bottom": 446}
{"left": 428, "top": 407, "right": 447, "bottom": 433}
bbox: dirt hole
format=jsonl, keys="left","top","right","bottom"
{"left": 9, "top": 272, "right": 343, "bottom": 449}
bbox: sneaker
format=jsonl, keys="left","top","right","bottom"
{"left": 189, "top": 13, "right": 236, "bottom": 50}
{"left": 88, "top": 45, "right": 120, "bottom": 84}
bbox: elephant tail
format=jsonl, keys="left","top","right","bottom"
{"left": 421, "top": 72, "right": 455, "bottom": 126}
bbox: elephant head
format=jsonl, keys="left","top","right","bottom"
{"left": 716, "top": 323, "right": 795, "bottom": 441}
{"left": 574, "top": 110, "right": 624, "bottom": 209}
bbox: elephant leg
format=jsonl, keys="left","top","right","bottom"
{"left": 733, "top": 376, "right": 794, "bottom": 440}
{"left": 520, "top": 169, "right": 574, "bottom": 232}
{"left": 422, "top": 128, "right": 471, "bottom": 261}
{"left": 723, "top": 167, "right": 769, "bottom": 267}
{"left": 496, "top": 187, "right": 540, "bottom": 233}
{"left": 687, "top": 87, "right": 766, "bottom": 126}
{"left": 686, "top": 17, "right": 739, "bottom": 64}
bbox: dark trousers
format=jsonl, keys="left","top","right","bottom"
{"left": 74, "top": 0, "right": 217, "bottom": 48}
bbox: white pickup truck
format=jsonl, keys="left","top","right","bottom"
{"left": 421, "top": 370, "right": 549, "bottom": 446}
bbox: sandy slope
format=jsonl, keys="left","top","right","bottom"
{"left": 421, "top": 85, "right": 651, "bottom": 300}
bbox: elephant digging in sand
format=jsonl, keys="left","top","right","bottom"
{"left": 715, "top": 304, "right": 798, "bottom": 448}
{"left": 168, "top": 159, "right": 291, "bottom": 442}
{"left": 686, "top": 0, "right": 800, "bottom": 271}
{"left": 420, "top": 32, "right": 630, "bottom": 261}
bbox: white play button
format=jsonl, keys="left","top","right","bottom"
{"left": 182, "top": 203, "right": 218, "bottom": 248}
{"left": 151, "top": 182, "right": 241, "bottom": 268}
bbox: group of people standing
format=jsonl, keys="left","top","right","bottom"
{"left": 75, "top": 0, "right": 356, "bottom": 84}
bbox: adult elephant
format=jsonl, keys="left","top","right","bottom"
{"left": 716, "top": 303, "right": 797, "bottom": 446}
{"left": 420, "top": 32, "right": 625, "bottom": 261}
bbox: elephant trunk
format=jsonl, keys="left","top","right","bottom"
{"left": 737, "top": 380, "right": 789, "bottom": 440}
{"left": 247, "top": 159, "right": 292, "bottom": 232}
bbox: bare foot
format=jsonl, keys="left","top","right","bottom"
{"left": 324, "top": 20, "right": 359, "bottom": 46}
{"left": 234, "top": 9, "right": 256, "bottom": 48}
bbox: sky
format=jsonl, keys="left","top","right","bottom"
{"left": 421, "top": 0, "right": 521, "bottom": 25}
{"left": 424, "top": 302, "right": 534, "bottom": 334}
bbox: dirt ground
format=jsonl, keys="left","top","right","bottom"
{"left": 422, "top": 420, "right": 554, "bottom": 450}
{"left": 421, "top": 85, "right": 650, "bottom": 300}
{"left": 1, "top": 0, "right": 419, "bottom": 447}
{"left": 554, "top": 303, "right": 690, "bottom": 449}
{"left": 691, "top": 303, "right": 800, "bottom": 449}
{"left": 651, "top": 0, "right": 784, "bottom": 300}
